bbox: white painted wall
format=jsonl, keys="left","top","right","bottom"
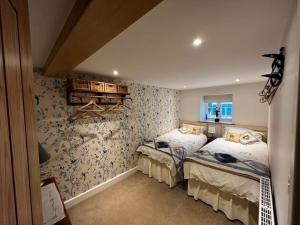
{"left": 268, "top": 4, "right": 299, "bottom": 225}
{"left": 179, "top": 82, "right": 268, "bottom": 126}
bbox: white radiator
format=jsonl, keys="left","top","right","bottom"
{"left": 259, "top": 177, "right": 275, "bottom": 225}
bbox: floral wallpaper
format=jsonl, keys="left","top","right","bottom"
{"left": 34, "top": 73, "right": 179, "bottom": 200}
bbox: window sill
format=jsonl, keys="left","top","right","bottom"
{"left": 200, "top": 120, "right": 234, "bottom": 125}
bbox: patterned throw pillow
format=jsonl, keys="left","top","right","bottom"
{"left": 240, "top": 131, "right": 259, "bottom": 145}
{"left": 223, "top": 127, "right": 266, "bottom": 142}
{"left": 179, "top": 124, "right": 206, "bottom": 135}
{"left": 223, "top": 127, "right": 249, "bottom": 137}
{"left": 225, "top": 132, "right": 241, "bottom": 143}
{"left": 190, "top": 127, "right": 201, "bottom": 135}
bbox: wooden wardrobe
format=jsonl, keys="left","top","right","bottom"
{"left": 0, "top": 0, "right": 43, "bottom": 225}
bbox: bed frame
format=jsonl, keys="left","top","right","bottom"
{"left": 179, "top": 120, "right": 208, "bottom": 135}
{"left": 179, "top": 120, "right": 208, "bottom": 127}
{"left": 221, "top": 124, "right": 268, "bottom": 138}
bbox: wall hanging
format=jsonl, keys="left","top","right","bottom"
{"left": 67, "top": 79, "right": 131, "bottom": 120}
{"left": 259, "top": 47, "right": 285, "bottom": 104}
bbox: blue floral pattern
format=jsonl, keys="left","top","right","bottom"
{"left": 35, "top": 73, "right": 179, "bottom": 200}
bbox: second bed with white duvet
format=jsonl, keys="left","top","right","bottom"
{"left": 137, "top": 128, "right": 207, "bottom": 187}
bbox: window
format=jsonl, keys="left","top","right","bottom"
{"left": 207, "top": 102, "right": 217, "bottom": 119}
{"left": 221, "top": 102, "right": 232, "bottom": 119}
{"left": 202, "top": 95, "right": 233, "bottom": 123}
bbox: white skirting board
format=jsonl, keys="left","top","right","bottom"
{"left": 64, "top": 167, "right": 137, "bottom": 209}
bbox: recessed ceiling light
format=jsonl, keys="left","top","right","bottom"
{"left": 192, "top": 38, "right": 202, "bottom": 47}
{"left": 183, "top": 85, "right": 187, "bottom": 89}
{"left": 235, "top": 79, "right": 240, "bottom": 82}
{"left": 113, "top": 70, "right": 119, "bottom": 76}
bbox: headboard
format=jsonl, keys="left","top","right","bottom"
{"left": 179, "top": 120, "right": 208, "bottom": 127}
{"left": 221, "top": 124, "right": 268, "bottom": 138}
{"left": 179, "top": 120, "right": 268, "bottom": 139}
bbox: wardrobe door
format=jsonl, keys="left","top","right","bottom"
{"left": 0, "top": 0, "right": 43, "bottom": 224}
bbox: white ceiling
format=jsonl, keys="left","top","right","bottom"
{"left": 29, "top": 0, "right": 293, "bottom": 90}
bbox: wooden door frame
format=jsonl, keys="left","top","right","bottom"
{"left": 0, "top": 17, "right": 17, "bottom": 225}
{"left": 0, "top": 0, "right": 43, "bottom": 224}
{"left": 14, "top": 0, "right": 43, "bottom": 224}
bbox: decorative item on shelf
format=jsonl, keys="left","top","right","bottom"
{"left": 90, "top": 81, "right": 104, "bottom": 92}
{"left": 208, "top": 125, "right": 216, "bottom": 138}
{"left": 118, "top": 85, "right": 128, "bottom": 94}
{"left": 67, "top": 79, "right": 131, "bottom": 120}
{"left": 214, "top": 105, "right": 220, "bottom": 122}
{"left": 259, "top": 47, "right": 285, "bottom": 104}
{"left": 104, "top": 83, "right": 117, "bottom": 93}
{"left": 69, "top": 79, "right": 90, "bottom": 92}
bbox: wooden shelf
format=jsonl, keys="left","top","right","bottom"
{"left": 72, "top": 94, "right": 131, "bottom": 99}
{"left": 67, "top": 87, "right": 129, "bottom": 95}
{"left": 66, "top": 79, "right": 131, "bottom": 106}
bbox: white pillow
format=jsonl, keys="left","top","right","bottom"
{"left": 223, "top": 127, "right": 249, "bottom": 137}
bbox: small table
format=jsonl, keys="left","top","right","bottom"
{"left": 207, "top": 136, "right": 216, "bottom": 144}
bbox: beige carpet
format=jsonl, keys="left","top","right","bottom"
{"left": 68, "top": 172, "right": 242, "bottom": 225}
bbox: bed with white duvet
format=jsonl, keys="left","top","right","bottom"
{"left": 136, "top": 125, "right": 207, "bottom": 187}
{"left": 184, "top": 126, "right": 269, "bottom": 225}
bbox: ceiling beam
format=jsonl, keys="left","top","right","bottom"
{"left": 43, "top": 0, "right": 163, "bottom": 77}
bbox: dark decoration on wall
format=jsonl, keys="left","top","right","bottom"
{"left": 259, "top": 47, "right": 285, "bottom": 104}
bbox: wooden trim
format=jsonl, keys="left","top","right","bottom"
{"left": 43, "top": 0, "right": 163, "bottom": 76}
{"left": 179, "top": 120, "right": 208, "bottom": 127}
{"left": 221, "top": 124, "right": 268, "bottom": 137}
{"left": 179, "top": 120, "right": 268, "bottom": 137}
{"left": 0, "top": 1, "right": 33, "bottom": 224}
{"left": 43, "top": 0, "right": 91, "bottom": 72}
{"left": 0, "top": 20, "right": 17, "bottom": 225}
{"left": 0, "top": 0, "right": 43, "bottom": 224}
{"left": 15, "top": 0, "right": 43, "bottom": 224}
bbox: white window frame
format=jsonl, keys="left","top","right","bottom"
{"left": 204, "top": 101, "right": 233, "bottom": 122}
{"left": 207, "top": 102, "right": 218, "bottom": 120}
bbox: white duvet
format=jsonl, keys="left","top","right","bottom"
{"left": 202, "top": 138, "right": 269, "bottom": 166}
{"left": 184, "top": 138, "right": 269, "bottom": 203}
{"left": 136, "top": 129, "right": 207, "bottom": 176}
{"left": 156, "top": 129, "right": 208, "bottom": 155}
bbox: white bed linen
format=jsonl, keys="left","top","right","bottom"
{"left": 184, "top": 138, "right": 269, "bottom": 203}
{"left": 136, "top": 129, "right": 207, "bottom": 176}
{"left": 202, "top": 138, "right": 269, "bottom": 166}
